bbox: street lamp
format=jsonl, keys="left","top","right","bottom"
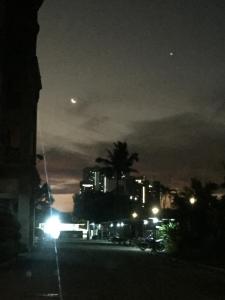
{"left": 189, "top": 196, "right": 197, "bottom": 205}
{"left": 151, "top": 207, "right": 160, "bottom": 252}
{"left": 44, "top": 215, "right": 61, "bottom": 239}
{"left": 143, "top": 220, "right": 148, "bottom": 225}
{"left": 131, "top": 212, "right": 138, "bottom": 238}
{"left": 132, "top": 212, "right": 138, "bottom": 219}
{"left": 152, "top": 206, "right": 159, "bottom": 215}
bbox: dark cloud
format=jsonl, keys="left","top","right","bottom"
{"left": 37, "top": 0, "right": 225, "bottom": 206}
{"left": 125, "top": 113, "right": 225, "bottom": 186}
{"left": 37, "top": 148, "right": 90, "bottom": 194}
{"left": 82, "top": 116, "right": 110, "bottom": 132}
{"left": 38, "top": 112, "right": 225, "bottom": 193}
{"left": 37, "top": 116, "right": 225, "bottom": 193}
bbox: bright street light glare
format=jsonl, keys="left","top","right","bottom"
{"left": 44, "top": 216, "right": 61, "bottom": 239}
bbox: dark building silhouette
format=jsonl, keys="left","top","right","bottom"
{"left": 0, "top": 0, "right": 43, "bottom": 247}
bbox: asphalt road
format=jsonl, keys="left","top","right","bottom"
{"left": 1, "top": 240, "right": 225, "bottom": 300}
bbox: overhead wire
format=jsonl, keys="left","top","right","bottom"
{"left": 38, "top": 121, "right": 64, "bottom": 300}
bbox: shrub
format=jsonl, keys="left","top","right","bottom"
{"left": 159, "top": 222, "right": 182, "bottom": 254}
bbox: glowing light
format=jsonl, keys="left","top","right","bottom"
{"left": 189, "top": 197, "right": 197, "bottom": 205}
{"left": 104, "top": 176, "right": 107, "bottom": 193}
{"left": 82, "top": 183, "right": 93, "bottom": 187}
{"left": 142, "top": 186, "right": 146, "bottom": 203}
{"left": 152, "top": 207, "right": 159, "bottom": 215}
{"left": 117, "top": 223, "right": 121, "bottom": 227}
{"left": 70, "top": 98, "right": 77, "bottom": 104}
{"left": 132, "top": 212, "right": 138, "bottom": 219}
{"left": 152, "top": 217, "right": 159, "bottom": 224}
{"left": 135, "top": 179, "right": 142, "bottom": 184}
{"left": 169, "top": 52, "right": 174, "bottom": 56}
{"left": 121, "top": 222, "right": 124, "bottom": 227}
{"left": 44, "top": 216, "right": 61, "bottom": 239}
{"left": 110, "top": 223, "right": 114, "bottom": 228}
{"left": 143, "top": 220, "right": 148, "bottom": 225}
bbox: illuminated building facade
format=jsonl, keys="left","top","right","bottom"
{"left": 81, "top": 167, "right": 116, "bottom": 193}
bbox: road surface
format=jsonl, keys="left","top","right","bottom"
{"left": 0, "top": 240, "right": 225, "bottom": 300}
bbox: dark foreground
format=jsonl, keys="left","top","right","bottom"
{"left": 0, "top": 240, "right": 225, "bottom": 300}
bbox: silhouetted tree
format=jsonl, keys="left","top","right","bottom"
{"left": 74, "top": 190, "right": 130, "bottom": 222}
{"left": 174, "top": 178, "right": 218, "bottom": 250}
{"left": 96, "top": 141, "right": 139, "bottom": 193}
{"left": 151, "top": 181, "right": 169, "bottom": 207}
{"left": 35, "top": 183, "right": 55, "bottom": 224}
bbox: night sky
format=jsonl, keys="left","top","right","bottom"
{"left": 37, "top": 0, "right": 225, "bottom": 211}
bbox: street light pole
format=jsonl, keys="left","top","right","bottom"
{"left": 151, "top": 207, "right": 160, "bottom": 252}
{"left": 131, "top": 212, "right": 138, "bottom": 238}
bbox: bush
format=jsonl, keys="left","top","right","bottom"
{"left": 159, "top": 222, "right": 182, "bottom": 254}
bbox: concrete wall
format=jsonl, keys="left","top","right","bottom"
{"left": 0, "top": 0, "right": 43, "bottom": 249}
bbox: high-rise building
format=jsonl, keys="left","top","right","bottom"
{"left": 126, "top": 176, "right": 152, "bottom": 206}
{"left": 81, "top": 167, "right": 116, "bottom": 193}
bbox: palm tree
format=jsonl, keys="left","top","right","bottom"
{"left": 96, "top": 141, "right": 139, "bottom": 193}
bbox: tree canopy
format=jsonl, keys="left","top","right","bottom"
{"left": 96, "top": 141, "right": 139, "bottom": 180}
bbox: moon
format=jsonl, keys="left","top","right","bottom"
{"left": 70, "top": 98, "right": 77, "bottom": 104}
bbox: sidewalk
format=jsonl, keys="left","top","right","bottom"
{"left": 0, "top": 244, "right": 59, "bottom": 300}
